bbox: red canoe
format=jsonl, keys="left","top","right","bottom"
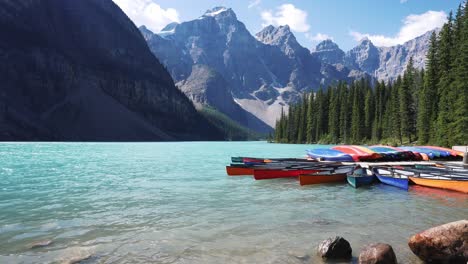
{"left": 226, "top": 166, "right": 255, "bottom": 176}
{"left": 253, "top": 168, "right": 323, "bottom": 180}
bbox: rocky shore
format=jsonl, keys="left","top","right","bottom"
{"left": 317, "top": 220, "right": 467, "bottom": 263}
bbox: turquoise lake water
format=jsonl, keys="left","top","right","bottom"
{"left": 0, "top": 142, "right": 467, "bottom": 263}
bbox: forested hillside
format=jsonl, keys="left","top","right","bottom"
{"left": 274, "top": 3, "right": 468, "bottom": 147}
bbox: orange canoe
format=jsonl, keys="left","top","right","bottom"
{"left": 299, "top": 173, "right": 347, "bottom": 186}
{"left": 226, "top": 166, "right": 254, "bottom": 176}
{"left": 409, "top": 176, "right": 468, "bottom": 194}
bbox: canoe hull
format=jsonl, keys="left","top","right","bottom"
{"left": 255, "top": 169, "right": 321, "bottom": 180}
{"left": 409, "top": 177, "right": 468, "bottom": 193}
{"left": 376, "top": 175, "right": 409, "bottom": 190}
{"left": 347, "top": 175, "right": 375, "bottom": 188}
{"left": 299, "top": 173, "right": 347, "bottom": 186}
{"left": 226, "top": 166, "right": 254, "bottom": 176}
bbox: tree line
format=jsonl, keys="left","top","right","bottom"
{"left": 273, "top": 2, "right": 467, "bottom": 147}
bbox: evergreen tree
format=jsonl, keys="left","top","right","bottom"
{"left": 328, "top": 85, "right": 340, "bottom": 143}
{"left": 315, "top": 88, "right": 326, "bottom": 141}
{"left": 418, "top": 32, "right": 439, "bottom": 144}
{"left": 339, "top": 83, "right": 350, "bottom": 143}
{"left": 451, "top": 2, "right": 468, "bottom": 144}
{"left": 436, "top": 12, "right": 455, "bottom": 146}
{"left": 306, "top": 93, "right": 314, "bottom": 143}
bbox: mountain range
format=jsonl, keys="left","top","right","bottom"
{"left": 141, "top": 7, "right": 433, "bottom": 131}
{"left": 0, "top": 0, "right": 222, "bottom": 141}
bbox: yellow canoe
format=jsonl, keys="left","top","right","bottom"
{"left": 409, "top": 176, "right": 468, "bottom": 194}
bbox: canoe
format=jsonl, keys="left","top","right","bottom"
{"left": 399, "top": 147, "right": 440, "bottom": 160}
{"left": 306, "top": 148, "right": 354, "bottom": 162}
{"left": 254, "top": 168, "right": 323, "bottom": 180}
{"left": 372, "top": 167, "right": 409, "bottom": 190}
{"left": 299, "top": 172, "right": 347, "bottom": 186}
{"left": 332, "top": 146, "right": 382, "bottom": 161}
{"left": 420, "top": 146, "right": 464, "bottom": 158}
{"left": 369, "top": 146, "right": 407, "bottom": 161}
{"left": 374, "top": 146, "right": 423, "bottom": 161}
{"left": 226, "top": 166, "right": 255, "bottom": 176}
{"left": 232, "top": 157, "right": 316, "bottom": 164}
{"left": 409, "top": 176, "right": 468, "bottom": 193}
{"left": 347, "top": 168, "right": 375, "bottom": 188}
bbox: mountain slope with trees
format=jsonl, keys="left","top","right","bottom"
{"left": 275, "top": 2, "right": 468, "bottom": 147}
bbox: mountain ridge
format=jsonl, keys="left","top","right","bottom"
{"left": 0, "top": 0, "right": 223, "bottom": 141}
{"left": 141, "top": 7, "right": 367, "bottom": 129}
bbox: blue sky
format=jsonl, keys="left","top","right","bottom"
{"left": 113, "top": 0, "right": 461, "bottom": 51}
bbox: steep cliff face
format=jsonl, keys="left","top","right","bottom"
{"left": 177, "top": 65, "right": 272, "bottom": 133}
{"left": 345, "top": 38, "right": 381, "bottom": 75}
{"left": 375, "top": 31, "right": 433, "bottom": 81}
{"left": 312, "top": 31, "right": 434, "bottom": 82}
{"left": 0, "top": 0, "right": 222, "bottom": 141}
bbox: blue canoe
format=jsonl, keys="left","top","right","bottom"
{"left": 372, "top": 167, "right": 409, "bottom": 190}
{"left": 306, "top": 149, "right": 354, "bottom": 162}
{"left": 418, "top": 146, "right": 452, "bottom": 158}
{"left": 347, "top": 168, "right": 375, "bottom": 188}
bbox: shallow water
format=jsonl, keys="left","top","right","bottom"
{"left": 0, "top": 142, "right": 466, "bottom": 263}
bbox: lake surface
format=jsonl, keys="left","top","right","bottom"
{"left": 0, "top": 142, "right": 467, "bottom": 263}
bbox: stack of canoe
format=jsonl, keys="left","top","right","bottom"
{"left": 226, "top": 156, "right": 468, "bottom": 193}
{"left": 306, "top": 145, "right": 463, "bottom": 162}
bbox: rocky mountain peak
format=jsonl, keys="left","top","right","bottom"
{"left": 202, "top": 6, "right": 236, "bottom": 19}
{"left": 357, "top": 37, "right": 375, "bottom": 48}
{"left": 256, "top": 25, "right": 294, "bottom": 45}
{"left": 315, "top": 39, "right": 340, "bottom": 52}
{"left": 312, "top": 39, "right": 345, "bottom": 65}
{"left": 139, "top": 25, "right": 154, "bottom": 40}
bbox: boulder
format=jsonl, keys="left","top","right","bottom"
{"left": 408, "top": 220, "right": 468, "bottom": 263}
{"left": 318, "top": 236, "right": 352, "bottom": 259}
{"left": 358, "top": 243, "right": 397, "bottom": 264}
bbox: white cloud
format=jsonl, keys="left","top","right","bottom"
{"left": 261, "top": 4, "right": 310, "bottom": 32}
{"left": 248, "top": 0, "right": 261, "bottom": 9}
{"left": 113, "top": 0, "right": 180, "bottom": 33}
{"left": 306, "top": 33, "right": 333, "bottom": 42}
{"left": 350, "top": 10, "right": 447, "bottom": 47}
{"left": 400, "top": 0, "right": 408, "bottom": 3}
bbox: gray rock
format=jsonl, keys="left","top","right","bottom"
{"left": 408, "top": 220, "right": 468, "bottom": 263}
{"left": 318, "top": 236, "right": 352, "bottom": 259}
{"left": 358, "top": 243, "right": 397, "bottom": 264}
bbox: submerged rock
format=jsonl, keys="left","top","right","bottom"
{"left": 408, "top": 220, "right": 468, "bottom": 263}
{"left": 358, "top": 243, "right": 397, "bottom": 264}
{"left": 318, "top": 236, "right": 352, "bottom": 259}
{"left": 30, "top": 240, "right": 53, "bottom": 249}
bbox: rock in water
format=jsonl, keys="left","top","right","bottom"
{"left": 358, "top": 243, "right": 397, "bottom": 264}
{"left": 318, "top": 236, "right": 352, "bottom": 259}
{"left": 408, "top": 220, "right": 468, "bottom": 263}
{"left": 30, "top": 240, "right": 53, "bottom": 249}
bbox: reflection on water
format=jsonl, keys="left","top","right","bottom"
{"left": 0, "top": 142, "right": 466, "bottom": 264}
